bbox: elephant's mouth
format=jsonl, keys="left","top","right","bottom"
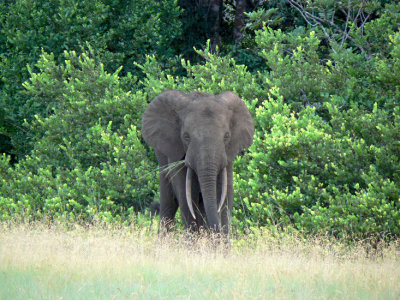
{"left": 185, "top": 167, "right": 227, "bottom": 220}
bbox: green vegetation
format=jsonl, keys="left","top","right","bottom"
{"left": 1, "top": 0, "right": 400, "bottom": 240}
{"left": 0, "top": 0, "right": 181, "bottom": 157}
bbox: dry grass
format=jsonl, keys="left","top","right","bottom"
{"left": 1, "top": 222, "right": 399, "bottom": 299}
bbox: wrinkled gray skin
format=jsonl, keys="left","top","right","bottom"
{"left": 142, "top": 90, "right": 254, "bottom": 236}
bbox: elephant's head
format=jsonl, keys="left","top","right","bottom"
{"left": 142, "top": 90, "right": 254, "bottom": 230}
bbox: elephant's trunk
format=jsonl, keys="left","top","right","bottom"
{"left": 185, "top": 167, "right": 227, "bottom": 222}
{"left": 185, "top": 142, "right": 228, "bottom": 232}
{"left": 198, "top": 169, "right": 220, "bottom": 232}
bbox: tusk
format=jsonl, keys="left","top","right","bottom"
{"left": 185, "top": 167, "right": 196, "bottom": 220}
{"left": 218, "top": 167, "right": 227, "bottom": 213}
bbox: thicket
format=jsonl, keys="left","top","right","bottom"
{"left": 1, "top": 0, "right": 399, "bottom": 239}
{"left": 0, "top": 0, "right": 181, "bottom": 158}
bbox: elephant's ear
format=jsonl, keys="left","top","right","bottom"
{"left": 142, "top": 90, "right": 190, "bottom": 161}
{"left": 218, "top": 91, "right": 254, "bottom": 161}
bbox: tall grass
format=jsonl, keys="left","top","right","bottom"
{"left": 1, "top": 222, "right": 399, "bottom": 299}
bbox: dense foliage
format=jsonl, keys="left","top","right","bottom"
{"left": 1, "top": 0, "right": 399, "bottom": 239}
{"left": 0, "top": 48, "right": 157, "bottom": 222}
{"left": 0, "top": 0, "right": 181, "bottom": 158}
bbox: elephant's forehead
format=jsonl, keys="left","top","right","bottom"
{"left": 184, "top": 98, "right": 231, "bottom": 120}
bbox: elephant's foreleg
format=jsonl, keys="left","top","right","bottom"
{"left": 157, "top": 152, "right": 178, "bottom": 233}
{"left": 195, "top": 203, "right": 207, "bottom": 231}
{"left": 159, "top": 182, "right": 178, "bottom": 233}
{"left": 170, "top": 165, "right": 197, "bottom": 231}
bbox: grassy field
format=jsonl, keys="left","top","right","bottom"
{"left": 0, "top": 222, "right": 399, "bottom": 299}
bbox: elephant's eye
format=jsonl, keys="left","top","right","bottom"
{"left": 224, "top": 132, "right": 230, "bottom": 141}
{"left": 183, "top": 132, "right": 190, "bottom": 142}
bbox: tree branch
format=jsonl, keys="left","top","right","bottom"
{"left": 288, "top": 0, "right": 374, "bottom": 57}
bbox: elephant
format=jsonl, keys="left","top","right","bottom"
{"left": 142, "top": 90, "right": 254, "bottom": 235}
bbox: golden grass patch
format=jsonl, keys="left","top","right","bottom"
{"left": 1, "top": 222, "right": 399, "bottom": 299}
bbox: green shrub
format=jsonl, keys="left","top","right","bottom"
{"left": 0, "top": 0, "right": 182, "bottom": 158}
{"left": 253, "top": 4, "right": 400, "bottom": 112}
{"left": 256, "top": 28, "right": 331, "bottom": 111}
{"left": 0, "top": 49, "right": 157, "bottom": 221}
{"left": 234, "top": 90, "right": 400, "bottom": 238}
{"left": 138, "top": 43, "right": 264, "bottom": 108}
